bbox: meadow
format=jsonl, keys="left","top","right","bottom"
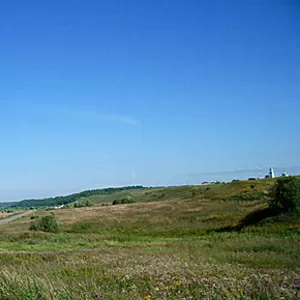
{"left": 0, "top": 179, "right": 299, "bottom": 299}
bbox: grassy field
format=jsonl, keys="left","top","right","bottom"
{"left": 0, "top": 179, "right": 299, "bottom": 299}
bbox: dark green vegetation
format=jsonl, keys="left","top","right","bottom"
{"left": 269, "top": 176, "right": 300, "bottom": 214}
{"left": 74, "top": 200, "right": 93, "bottom": 208}
{"left": 112, "top": 195, "right": 137, "bottom": 205}
{"left": 0, "top": 177, "right": 299, "bottom": 299}
{"left": 30, "top": 214, "right": 60, "bottom": 233}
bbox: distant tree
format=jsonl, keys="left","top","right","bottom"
{"left": 4, "top": 186, "right": 145, "bottom": 210}
{"left": 85, "top": 200, "right": 93, "bottom": 207}
{"left": 30, "top": 214, "right": 39, "bottom": 220}
{"left": 74, "top": 200, "right": 93, "bottom": 208}
{"left": 112, "top": 197, "right": 136, "bottom": 205}
{"left": 248, "top": 178, "right": 256, "bottom": 181}
{"left": 269, "top": 177, "right": 300, "bottom": 214}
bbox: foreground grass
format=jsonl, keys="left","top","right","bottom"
{"left": 0, "top": 232, "right": 299, "bottom": 299}
{"left": 0, "top": 181, "right": 299, "bottom": 299}
{"left": 0, "top": 245, "right": 299, "bottom": 299}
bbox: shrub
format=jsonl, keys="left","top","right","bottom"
{"left": 29, "top": 214, "right": 59, "bottom": 233}
{"left": 269, "top": 176, "right": 300, "bottom": 214}
{"left": 85, "top": 200, "right": 93, "bottom": 207}
{"left": 112, "top": 198, "right": 136, "bottom": 205}
{"left": 29, "top": 221, "right": 38, "bottom": 231}
{"left": 30, "top": 215, "right": 39, "bottom": 220}
{"left": 74, "top": 200, "right": 93, "bottom": 208}
{"left": 120, "top": 198, "right": 134, "bottom": 204}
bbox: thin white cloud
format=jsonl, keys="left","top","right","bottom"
{"left": 98, "top": 114, "right": 138, "bottom": 125}
{"left": 32, "top": 104, "right": 139, "bottom": 126}
{"left": 131, "top": 172, "right": 136, "bottom": 180}
{"left": 76, "top": 110, "right": 139, "bottom": 125}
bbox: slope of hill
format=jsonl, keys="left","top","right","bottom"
{"left": 73, "top": 178, "right": 272, "bottom": 207}
{"left": 0, "top": 186, "right": 146, "bottom": 210}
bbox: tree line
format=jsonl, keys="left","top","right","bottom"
{"left": 0, "top": 186, "right": 146, "bottom": 210}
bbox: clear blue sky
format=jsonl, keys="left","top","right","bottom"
{"left": 1, "top": 0, "right": 299, "bottom": 201}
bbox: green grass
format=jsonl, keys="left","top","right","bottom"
{"left": 0, "top": 179, "right": 299, "bottom": 299}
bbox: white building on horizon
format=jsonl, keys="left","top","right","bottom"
{"left": 269, "top": 168, "right": 275, "bottom": 179}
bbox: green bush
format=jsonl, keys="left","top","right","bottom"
{"left": 269, "top": 177, "right": 300, "bottom": 213}
{"left": 74, "top": 200, "right": 93, "bottom": 208}
{"left": 29, "top": 221, "right": 38, "bottom": 231}
{"left": 112, "top": 197, "right": 136, "bottom": 205}
{"left": 121, "top": 198, "right": 136, "bottom": 204}
{"left": 30, "top": 214, "right": 39, "bottom": 220}
{"left": 29, "top": 214, "right": 59, "bottom": 233}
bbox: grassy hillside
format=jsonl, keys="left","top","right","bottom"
{"left": 0, "top": 178, "right": 299, "bottom": 299}
{"left": 0, "top": 186, "right": 146, "bottom": 210}
{"left": 74, "top": 178, "right": 272, "bottom": 207}
{"left": 1, "top": 176, "right": 292, "bottom": 210}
